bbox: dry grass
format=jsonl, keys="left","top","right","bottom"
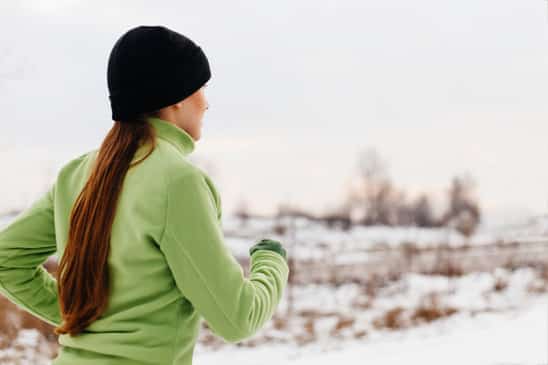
{"left": 411, "top": 305, "right": 458, "bottom": 323}
{"left": 296, "top": 309, "right": 339, "bottom": 319}
{"left": 0, "top": 298, "right": 19, "bottom": 348}
{"left": 373, "top": 306, "right": 407, "bottom": 330}
{"left": 0, "top": 299, "right": 57, "bottom": 348}
{"left": 493, "top": 277, "right": 508, "bottom": 292}
{"left": 526, "top": 263, "right": 548, "bottom": 293}
{"left": 373, "top": 292, "right": 459, "bottom": 330}
{"left": 272, "top": 315, "right": 288, "bottom": 330}
{"left": 2, "top": 242, "right": 547, "bottom": 360}
{"left": 0, "top": 262, "right": 59, "bottom": 350}
{"left": 331, "top": 315, "right": 355, "bottom": 334}
{"left": 427, "top": 259, "right": 465, "bottom": 277}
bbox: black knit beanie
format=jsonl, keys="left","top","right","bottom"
{"left": 107, "top": 25, "right": 211, "bottom": 122}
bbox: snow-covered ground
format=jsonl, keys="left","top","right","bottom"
{"left": 3, "top": 213, "right": 547, "bottom": 262}
{"left": 192, "top": 266, "right": 546, "bottom": 348}
{"left": 2, "top": 265, "right": 544, "bottom": 364}
{"left": 1, "top": 213, "right": 548, "bottom": 364}
{"left": 195, "top": 295, "right": 547, "bottom": 365}
{"left": 223, "top": 215, "right": 548, "bottom": 262}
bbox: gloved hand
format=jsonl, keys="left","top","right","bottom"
{"left": 249, "top": 238, "right": 287, "bottom": 262}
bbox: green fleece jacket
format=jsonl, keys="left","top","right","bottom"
{"left": 0, "top": 116, "right": 289, "bottom": 365}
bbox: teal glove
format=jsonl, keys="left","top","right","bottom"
{"left": 249, "top": 238, "right": 287, "bottom": 262}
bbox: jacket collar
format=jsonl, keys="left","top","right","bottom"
{"left": 146, "top": 116, "right": 195, "bottom": 156}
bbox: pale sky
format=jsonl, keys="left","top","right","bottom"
{"left": 1, "top": 0, "right": 548, "bottom": 228}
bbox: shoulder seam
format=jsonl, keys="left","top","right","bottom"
{"left": 159, "top": 166, "right": 169, "bottom": 246}
{"left": 159, "top": 170, "right": 201, "bottom": 247}
{"left": 202, "top": 174, "right": 221, "bottom": 221}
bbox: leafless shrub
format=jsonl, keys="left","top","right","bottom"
{"left": 440, "top": 174, "right": 481, "bottom": 237}
{"left": 411, "top": 305, "right": 458, "bottom": 323}
{"left": 330, "top": 315, "right": 355, "bottom": 335}
{"left": 373, "top": 292, "right": 459, "bottom": 331}
{"left": 526, "top": 280, "right": 547, "bottom": 294}
{"left": 303, "top": 317, "right": 315, "bottom": 337}
{"left": 273, "top": 223, "right": 287, "bottom": 236}
{"left": 373, "top": 306, "right": 407, "bottom": 330}
{"left": 493, "top": 277, "right": 508, "bottom": 292}
{"left": 428, "top": 246, "right": 465, "bottom": 277}
{"left": 272, "top": 315, "right": 288, "bottom": 330}
{"left": 411, "top": 292, "right": 458, "bottom": 324}
{"left": 526, "top": 265, "right": 548, "bottom": 293}
{"left": 400, "top": 241, "right": 420, "bottom": 271}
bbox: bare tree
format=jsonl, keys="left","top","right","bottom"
{"left": 441, "top": 174, "right": 481, "bottom": 237}
{"left": 340, "top": 149, "right": 481, "bottom": 230}
{"left": 357, "top": 147, "right": 393, "bottom": 225}
{"left": 413, "top": 194, "right": 436, "bottom": 227}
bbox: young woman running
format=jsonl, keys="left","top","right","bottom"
{"left": 0, "top": 25, "right": 289, "bottom": 365}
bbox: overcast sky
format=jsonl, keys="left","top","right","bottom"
{"left": 1, "top": 0, "right": 548, "bottom": 228}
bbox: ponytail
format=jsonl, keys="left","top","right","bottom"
{"left": 54, "top": 112, "right": 158, "bottom": 336}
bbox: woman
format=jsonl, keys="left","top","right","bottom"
{"left": 0, "top": 25, "right": 289, "bottom": 364}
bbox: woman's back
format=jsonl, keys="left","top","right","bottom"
{"left": 0, "top": 117, "right": 289, "bottom": 364}
{"left": 54, "top": 117, "right": 204, "bottom": 364}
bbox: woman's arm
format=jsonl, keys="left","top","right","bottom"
{"left": 0, "top": 183, "right": 62, "bottom": 327}
{"left": 159, "top": 170, "right": 289, "bottom": 343}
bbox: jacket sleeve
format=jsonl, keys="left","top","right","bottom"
{"left": 159, "top": 171, "right": 289, "bottom": 343}
{"left": 0, "top": 182, "right": 62, "bottom": 327}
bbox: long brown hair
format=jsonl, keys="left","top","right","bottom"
{"left": 54, "top": 111, "right": 159, "bottom": 336}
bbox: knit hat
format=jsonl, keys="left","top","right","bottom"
{"left": 107, "top": 25, "right": 211, "bottom": 121}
